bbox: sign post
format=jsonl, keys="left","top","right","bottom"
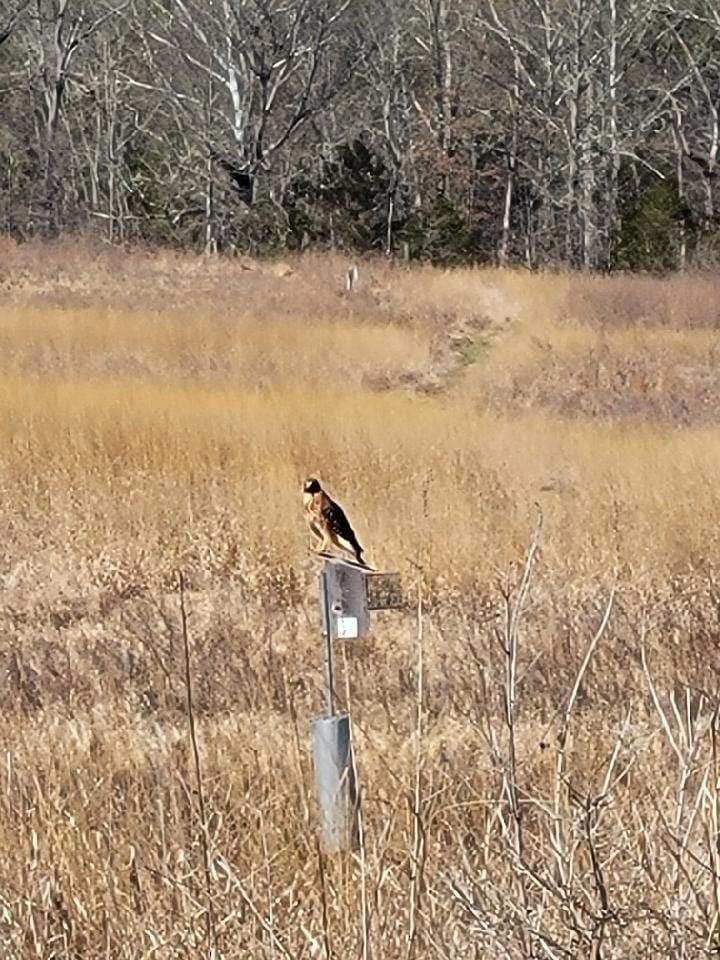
{"left": 310, "top": 557, "right": 403, "bottom": 854}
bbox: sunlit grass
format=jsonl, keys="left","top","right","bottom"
{"left": 0, "top": 305, "right": 431, "bottom": 387}
{"left": 2, "top": 366, "right": 719, "bottom": 593}
{"left": 2, "top": 243, "right": 720, "bottom": 957}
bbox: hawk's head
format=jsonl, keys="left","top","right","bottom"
{"left": 303, "top": 478, "right": 322, "bottom": 494}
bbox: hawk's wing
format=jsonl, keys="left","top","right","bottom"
{"left": 322, "top": 496, "right": 362, "bottom": 549}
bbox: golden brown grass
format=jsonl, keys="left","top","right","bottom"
{"left": 2, "top": 240, "right": 720, "bottom": 957}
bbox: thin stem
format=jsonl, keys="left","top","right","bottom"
{"left": 178, "top": 569, "right": 217, "bottom": 957}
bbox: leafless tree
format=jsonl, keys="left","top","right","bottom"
{"left": 10, "top": 0, "right": 127, "bottom": 233}
{"left": 1, "top": 0, "right": 719, "bottom": 266}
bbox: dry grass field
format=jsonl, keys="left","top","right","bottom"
{"left": 2, "top": 237, "right": 720, "bottom": 957}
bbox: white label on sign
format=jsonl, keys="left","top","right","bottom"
{"left": 336, "top": 616, "right": 359, "bottom": 639}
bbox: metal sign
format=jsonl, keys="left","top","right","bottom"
{"left": 321, "top": 558, "right": 370, "bottom": 641}
{"left": 320, "top": 560, "right": 404, "bottom": 638}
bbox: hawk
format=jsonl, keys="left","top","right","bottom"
{"left": 303, "top": 478, "right": 366, "bottom": 565}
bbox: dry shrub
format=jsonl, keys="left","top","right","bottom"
{"left": 482, "top": 325, "right": 720, "bottom": 424}
{"left": 568, "top": 271, "right": 720, "bottom": 329}
{"left": 459, "top": 271, "right": 720, "bottom": 425}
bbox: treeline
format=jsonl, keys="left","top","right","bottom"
{"left": 2, "top": 0, "right": 720, "bottom": 270}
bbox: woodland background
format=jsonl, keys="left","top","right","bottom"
{"left": 2, "top": 0, "right": 720, "bottom": 270}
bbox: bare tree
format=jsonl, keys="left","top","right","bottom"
{"left": 7, "top": 0, "right": 127, "bottom": 233}
{"left": 2, "top": 0, "right": 720, "bottom": 265}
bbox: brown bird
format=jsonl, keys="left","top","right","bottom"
{"left": 303, "top": 478, "right": 366, "bottom": 565}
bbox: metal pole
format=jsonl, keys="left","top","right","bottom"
{"left": 311, "top": 713, "right": 359, "bottom": 853}
{"left": 319, "top": 568, "right": 335, "bottom": 717}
